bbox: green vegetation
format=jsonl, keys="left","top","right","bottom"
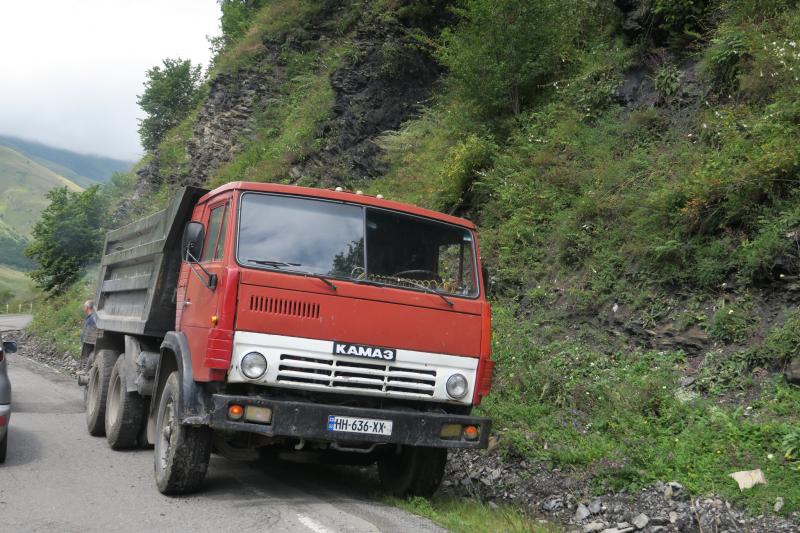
{"left": 391, "top": 495, "right": 556, "bottom": 533}
{"left": 25, "top": 186, "right": 106, "bottom": 294}
{"left": 0, "top": 145, "right": 82, "bottom": 237}
{"left": 484, "top": 305, "right": 800, "bottom": 514}
{"left": 0, "top": 264, "right": 36, "bottom": 306}
{"left": 27, "top": 280, "right": 92, "bottom": 358}
{"left": 28, "top": 0, "right": 800, "bottom": 520}
{"left": 361, "top": 0, "right": 800, "bottom": 516}
{"left": 137, "top": 58, "right": 204, "bottom": 151}
{"left": 212, "top": 43, "right": 346, "bottom": 186}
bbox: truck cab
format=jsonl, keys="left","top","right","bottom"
{"left": 86, "top": 182, "right": 493, "bottom": 496}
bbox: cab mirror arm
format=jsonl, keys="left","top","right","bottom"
{"left": 186, "top": 250, "right": 218, "bottom": 291}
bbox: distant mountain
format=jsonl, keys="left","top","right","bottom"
{"left": 0, "top": 135, "right": 133, "bottom": 188}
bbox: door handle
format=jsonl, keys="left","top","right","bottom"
{"left": 182, "top": 300, "right": 192, "bottom": 308}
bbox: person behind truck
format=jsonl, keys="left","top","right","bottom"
{"left": 79, "top": 300, "right": 98, "bottom": 371}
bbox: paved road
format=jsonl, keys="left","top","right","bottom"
{"left": 0, "top": 314, "right": 32, "bottom": 332}
{"left": 0, "top": 353, "right": 445, "bottom": 533}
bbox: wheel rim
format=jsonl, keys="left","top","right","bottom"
{"left": 158, "top": 396, "right": 176, "bottom": 470}
{"left": 87, "top": 366, "right": 100, "bottom": 414}
{"left": 107, "top": 370, "right": 121, "bottom": 428}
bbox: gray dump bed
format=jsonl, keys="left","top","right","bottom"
{"left": 95, "top": 186, "right": 208, "bottom": 337}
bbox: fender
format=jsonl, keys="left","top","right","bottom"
{"left": 151, "top": 331, "right": 213, "bottom": 426}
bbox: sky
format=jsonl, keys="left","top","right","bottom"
{"left": 0, "top": 1, "right": 221, "bottom": 161}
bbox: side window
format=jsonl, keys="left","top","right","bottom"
{"left": 214, "top": 204, "right": 228, "bottom": 260}
{"left": 202, "top": 203, "right": 228, "bottom": 262}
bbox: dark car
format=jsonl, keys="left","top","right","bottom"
{"left": 0, "top": 338, "right": 17, "bottom": 463}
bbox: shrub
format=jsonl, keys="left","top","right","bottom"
{"left": 209, "top": 0, "right": 269, "bottom": 56}
{"left": 653, "top": 63, "right": 683, "bottom": 97}
{"left": 748, "top": 311, "right": 800, "bottom": 366}
{"left": 706, "top": 300, "right": 757, "bottom": 344}
{"left": 137, "top": 58, "right": 203, "bottom": 151}
{"left": 438, "top": 0, "right": 570, "bottom": 115}
{"left": 654, "top": 0, "right": 712, "bottom": 47}
{"left": 705, "top": 29, "right": 748, "bottom": 92}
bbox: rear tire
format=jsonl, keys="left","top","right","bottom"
{"left": 378, "top": 446, "right": 447, "bottom": 498}
{"left": 85, "top": 349, "right": 118, "bottom": 437}
{"left": 105, "top": 356, "right": 144, "bottom": 449}
{"left": 154, "top": 371, "right": 212, "bottom": 495}
{"left": 0, "top": 431, "right": 7, "bottom": 463}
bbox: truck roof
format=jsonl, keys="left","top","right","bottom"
{"left": 202, "top": 181, "right": 477, "bottom": 230}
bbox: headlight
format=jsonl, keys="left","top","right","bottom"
{"left": 446, "top": 373, "right": 469, "bottom": 399}
{"left": 241, "top": 352, "right": 267, "bottom": 379}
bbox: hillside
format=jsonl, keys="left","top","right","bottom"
{"left": 0, "top": 134, "right": 133, "bottom": 188}
{"left": 32, "top": 1, "right": 800, "bottom": 529}
{"left": 0, "top": 144, "right": 86, "bottom": 279}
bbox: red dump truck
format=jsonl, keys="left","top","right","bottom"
{"left": 82, "top": 182, "right": 493, "bottom": 496}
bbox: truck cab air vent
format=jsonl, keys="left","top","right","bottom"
{"left": 249, "top": 295, "right": 320, "bottom": 319}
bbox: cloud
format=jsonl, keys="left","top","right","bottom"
{"left": 0, "top": 0, "right": 220, "bottom": 160}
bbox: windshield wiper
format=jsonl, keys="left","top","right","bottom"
{"left": 397, "top": 278, "right": 454, "bottom": 307}
{"left": 247, "top": 258, "right": 302, "bottom": 268}
{"left": 246, "top": 258, "right": 337, "bottom": 291}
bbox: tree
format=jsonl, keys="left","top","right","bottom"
{"left": 137, "top": 58, "right": 203, "bottom": 151}
{"left": 24, "top": 186, "right": 106, "bottom": 294}
{"left": 208, "top": 1, "right": 269, "bottom": 58}
{"left": 438, "top": 0, "right": 570, "bottom": 115}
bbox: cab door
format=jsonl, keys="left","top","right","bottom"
{"left": 177, "top": 195, "right": 232, "bottom": 381}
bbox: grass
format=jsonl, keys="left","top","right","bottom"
{"left": 27, "top": 278, "right": 93, "bottom": 358}
{"left": 211, "top": 0, "right": 328, "bottom": 76}
{"left": 390, "top": 495, "right": 558, "bottom": 533}
{"left": 477, "top": 302, "right": 800, "bottom": 516}
{"left": 0, "top": 264, "right": 37, "bottom": 305}
{"left": 0, "top": 145, "right": 82, "bottom": 237}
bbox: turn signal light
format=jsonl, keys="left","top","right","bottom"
{"left": 464, "top": 425, "right": 480, "bottom": 441}
{"left": 228, "top": 404, "right": 244, "bottom": 420}
{"left": 211, "top": 315, "right": 218, "bottom": 326}
{"left": 0, "top": 414, "right": 7, "bottom": 426}
{"left": 440, "top": 423, "right": 462, "bottom": 440}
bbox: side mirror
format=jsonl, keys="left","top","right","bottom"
{"left": 482, "top": 265, "right": 491, "bottom": 297}
{"left": 3, "top": 341, "right": 17, "bottom": 354}
{"left": 182, "top": 221, "right": 205, "bottom": 262}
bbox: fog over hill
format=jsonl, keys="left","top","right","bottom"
{"left": 0, "top": 135, "right": 133, "bottom": 188}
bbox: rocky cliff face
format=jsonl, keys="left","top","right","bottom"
{"left": 135, "top": 13, "right": 442, "bottom": 194}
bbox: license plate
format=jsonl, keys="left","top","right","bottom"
{"left": 327, "top": 415, "right": 393, "bottom": 436}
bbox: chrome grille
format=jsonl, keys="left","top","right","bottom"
{"left": 277, "top": 354, "right": 436, "bottom": 397}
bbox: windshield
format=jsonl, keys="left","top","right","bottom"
{"left": 237, "top": 193, "right": 479, "bottom": 297}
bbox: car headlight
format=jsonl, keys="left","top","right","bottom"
{"left": 446, "top": 373, "right": 469, "bottom": 399}
{"left": 241, "top": 352, "right": 267, "bottom": 379}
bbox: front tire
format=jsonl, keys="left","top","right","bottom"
{"left": 85, "top": 349, "right": 118, "bottom": 436}
{"left": 105, "top": 356, "right": 144, "bottom": 449}
{"left": 378, "top": 446, "right": 447, "bottom": 498}
{"left": 154, "top": 371, "right": 212, "bottom": 495}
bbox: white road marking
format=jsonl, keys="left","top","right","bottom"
{"left": 297, "top": 514, "right": 336, "bottom": 533}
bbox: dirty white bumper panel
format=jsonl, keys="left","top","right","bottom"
{"left": 228, "top": 332, "right": 478, "bottom": 405}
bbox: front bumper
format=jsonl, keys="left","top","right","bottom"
{"left": 0, "top": 404, "right": 10, "bottom": 438}
{"left": 208, "top": 394, "right": 490, "bottom": 449}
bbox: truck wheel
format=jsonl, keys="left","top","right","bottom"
{"left": 378, "top": 446, "right": 447, "bottom": 498}
{"left": 154, "top": 371, "right": 212, "bottom": 495}
{"left": 85, "top": 349, "right": 118, "bottom": 437}
{"left": 105, "top": 356, "right": 144, "bottom": 449}
{"left": 0, "top": 432, "right": 7, "bottom": 463}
